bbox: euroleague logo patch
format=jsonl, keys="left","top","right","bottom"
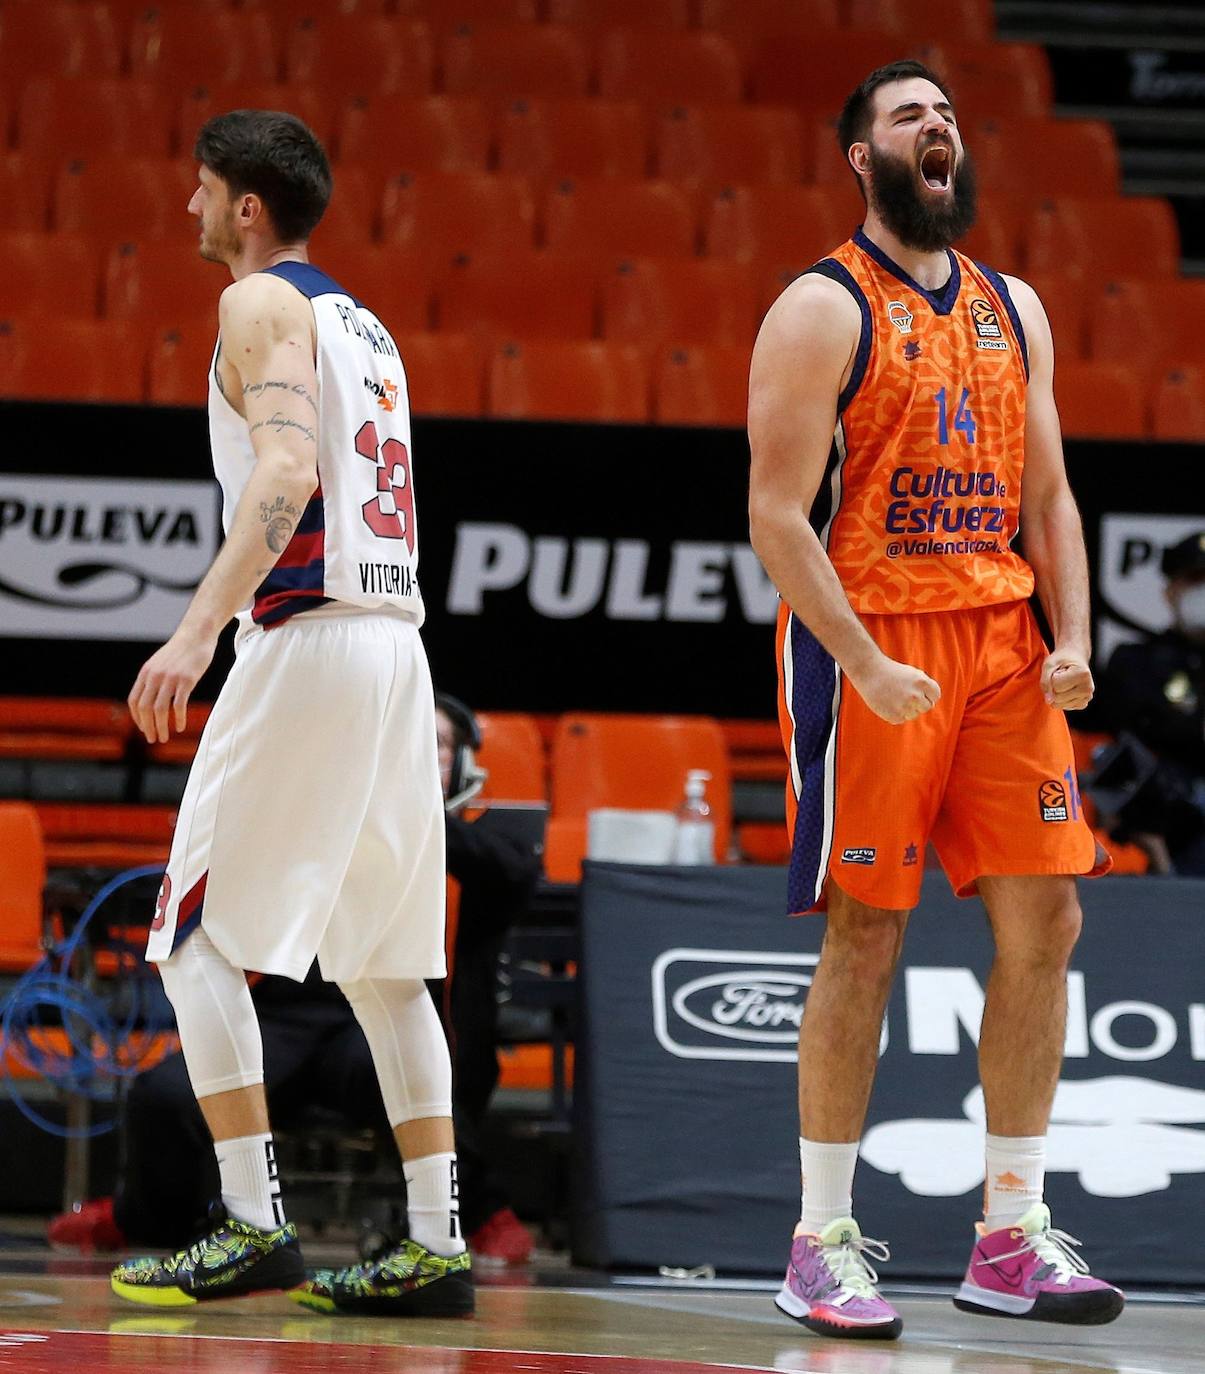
{"left": 970, "top": 297, "right": 1009, "bottom": 352}
{"left": 1039, "top": 779, "right": 1069, "bottom": 823}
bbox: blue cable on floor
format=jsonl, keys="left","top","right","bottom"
{"left": 0, "top": 864, "right": 176, "bottom": 1138}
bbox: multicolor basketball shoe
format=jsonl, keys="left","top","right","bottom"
{"left": 290, "top": 1238, "right": 474, "bottom": 1317}
{"left": 954, "top": 1203, "right": 1124, "bottom": 1325}
{"left": 775, "top": 1217, "right": 903, "bottom": 1340}
{"left": 110, "top": 1208, "right": 304, "bottom": 1306}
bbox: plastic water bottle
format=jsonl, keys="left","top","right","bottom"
{"left": 672, "top": 769, "right": 715, "bottom": 865}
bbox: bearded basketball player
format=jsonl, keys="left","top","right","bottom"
{"left": 749, "top": 62, "right": 1124, "bottom": 1341}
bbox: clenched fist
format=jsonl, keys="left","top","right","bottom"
{"left": 1042, "top": 649, "right": 1093, "bottom": 712}
{"left": 850, "top": 654, "right": 942, "bottom": 726}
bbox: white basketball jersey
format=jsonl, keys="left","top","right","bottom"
{"left": 207, "top": 261, "right": 424, "bottom": 631}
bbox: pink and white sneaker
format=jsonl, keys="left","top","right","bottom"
{"left": 954, "top": 1203, "right": 1124, "bottom": 1325}
{"left": 775, "top": 1217, "right": 902, "bottom": 1341}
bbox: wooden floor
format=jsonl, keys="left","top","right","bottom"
{"left": 0, "top": 1261, "right": 1201, "bottom": 1373}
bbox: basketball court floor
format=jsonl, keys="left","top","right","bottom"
{"left": 0, "top": 1241, "right": 1200, "bottom": 1374}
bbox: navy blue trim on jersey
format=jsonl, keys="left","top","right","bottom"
{"left": 804, "top": 259, "right": 873, "bottom": 416}
{"left": 807, "top": 437, "right": 841, "bottom": 541}
{"left": 853, "top": 227, "right": 961, "bottom": 316}
{"left": 262, "top": 261, "right": 363, "bottom": 308}
{"left": 974, "top": 260, "right": 1030, "bottom": 381}
{"left": 786, "top": 614, "right": 838, "bottom": 916}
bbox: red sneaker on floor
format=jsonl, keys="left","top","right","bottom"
{"left": 469, "top": 1208, "right": 534, "bottom": 1266}
{"left": 48, "top": 1197, "right": 127, "bottom": 1253}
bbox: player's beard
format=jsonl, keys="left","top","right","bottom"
{"left": 865, "top": 140, "right": 978, "bottom": 253}
{"left": 198, "top": 204, "right": 239, "bottom": 264}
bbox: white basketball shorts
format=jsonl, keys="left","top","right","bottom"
{"left": 145, "top": 611, "right": 446, "bottom": 982}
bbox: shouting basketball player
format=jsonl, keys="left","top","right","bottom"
{"left": 111, "top": 111, "right": 472, "bottom": 1317}
{"left": 749, "top": 62, "right": 1124, "bottom": 1340}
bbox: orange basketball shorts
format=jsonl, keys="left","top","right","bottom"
{"left": 776, "top": 598, "right": 1111, "bottom": 913}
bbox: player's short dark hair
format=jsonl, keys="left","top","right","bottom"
{"left": 836, "top": 59, "right": 955, "bottom": 159}
{"left": 194, "top": 109, "right": 332, "bottom": 242}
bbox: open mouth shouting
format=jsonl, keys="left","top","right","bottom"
{"left": 919, "top": 142, "right": 953, "bottom": 191}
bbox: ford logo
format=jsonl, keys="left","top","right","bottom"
{"left": 671, "top": 970, "right": 811, "bottom": 1044}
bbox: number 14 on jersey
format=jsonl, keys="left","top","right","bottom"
{"left": 935, "top": 387, "right": 977, "bottom": 445}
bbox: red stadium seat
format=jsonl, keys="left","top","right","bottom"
{"left": 972, "top": 117, "right": 1120, "bottom": 200}
{"left": 1022, "top": 273, "right": 1089, "bottom": 361}
{"left": 542, "top": 177, "right": 697, "bottom": 258}
{"left": 0, "top": 804, "right": 46, "bottom": 975}
{"left": 1089, "top": 278, "right": 1205, "bottom": 369}
{"left": 0, "top": 3, "right": 121, "bottom": 80}
{"left": 308, "top": 166, "right": 383, "bottom": 247}
{"left": 437, "top": 252, "right": 599, "bottom": 343}
{"left": 548, "top": 0, "right": 690, "bottom": 28}
{"left": 147, "top": 326, "right": 216, "bottom": 407}
{"left": 1149, "top": 367, "right": 1205, "bottom": 442}
{"left": 697, "top": 0, "right": 841, "bottom": 48}
{"left": 704, "top": 184, "right": 853, "bottom": 270}
{"left": 0, "top": 318, "right": 146, "bottom": 404}
{"left": 16, "top": 79, "right": 174, "bottom": 161}
{"left": 310, "top": 241, "right": 458, "bottom": 324}
{"left": 596, "top": 29, "right": 745, "bottom": 106}
{"left": 441, "top": 24, "right": 591, "bottom": 99}
{"left": 945, "top": 42, "right": 1052, "bottom": 123}
{"left": 177, "top": 85, "right": 341, "bottom": 153}
{"left": 284, "top": 17, "right": 436, "bottom": 97}
{"left": 338, "top": 96, "right": 491, "bottom": 176}
{"left": 653, "top": 344, "right": 750, "bottom": 426}
{"left": 53, "top": 157, "right": 197, "bottom": 243}
{"left": 848, "top": 0, "right": 993, "bottom": 42}
{"left": 128, "top": 10, "right": 280, "bottom": 86}
{"left": 1025, "top": 196, "right": 1181, "bottom": 279}
{"left": 497, "top": 99, "right": 649, "bottom": 181}
{"left": 393, "top": 332, "right": 486, "bottom": 417}
{"left": 402, "top": 0, "right": 539, "bottom": 19}
{"left": 380, "top": 171, "right": 537, "bottom": 255}
{"left": 1055, "top": 361, "right": 1146, "bottom": 439}
{"left": 487, "top": 339, "right": 649, "bottom": 421}
{"left": 0, "top": 232, "right": 100, "bottom": 317}
{"left": 602, "top": 257, "right": 759, "bottom": 348}
{"left": 475, "top": 712, "right": 548, "bottom": 803}
{"left": 654, "top": 105, "right": 806, "bottom": 189}
{"left": 242, "top": 0, "right": 395, "bottom": 21}
{"left": 955, "top": 199, "right": 1027, "bottom": 276}
{"left": 0, "top": 154, "right": 50, "bottom": 232}
{"left": 104, "top": 241, "right": 221, "bottom": 331}
{"left": 752, "top": 31, "right": 909, "bottom": 107}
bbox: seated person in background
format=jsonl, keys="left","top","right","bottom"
{"left": 50, "top": 693, "right": 542, "bottom": 1263}
{"left": 1091, "top": 531, "right": 1205, "bottom": 875}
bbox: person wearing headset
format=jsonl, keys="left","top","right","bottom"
{"left": 49, "top": 693, "right": 541, "bottom": 1267}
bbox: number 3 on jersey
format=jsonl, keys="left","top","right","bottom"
{"left": 935, "top": 386, "right": 977, "bottom": 445}
{"left": 356, "top": 420, "right": 415, "bottom": 554}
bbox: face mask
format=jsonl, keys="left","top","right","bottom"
{"left": 1173, "top": 583, "right": 1205, "bottom": 638}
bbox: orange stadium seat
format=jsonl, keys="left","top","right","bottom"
{"left": 1022, "top": 273, "right": 1088, "bottom": 360}
{"left": 849, "top": 0, "right": 994, "bottom": 42}
{"left": 752, "top": 31, "right": 908, "bottom": 107}
{"left": 704, "top": 185, "right": 852, "bottom": 270}
{"left": 487, "top": 339, "right": 649, "bottom": 421}
{"left": 548, "top": 713, "right": 732, "bottom": 879}
{"left": 284, "top": 18, "right": 436, "bottom": 97}
{"left": 15, "top": 79, "right": 174, "bottom": 161}
{"left": 380, "top": 171, "right": 537, "bottom": 255}
{"left": 945, "top": 42, "right": 1053, "bottom": 123}
{"left": 0, "top": 803, "right": 46, "bottom": 974}
{"left": 402, "top": 0, "right": 539, "bottom": 20}
{"left": 308, "top": 166, "right": 382, "bottom": 246}
{"left": 0, "top": 3, "right": 121, "bottom": 80}
{"left": 1055, "top": 361, "right": 1146, "bottom": 439}
{"left": 955, "top": 199, "right": 1027, "bottom": 276}
{"left": 972, "top": 117, "right": 1120, "bottom": 201}
{"left": 441, "top": 24, "right": 591, "bottom": 99}
{"left": 177, "top": 84, "right": 341, "bottom": 152}
{"left": 128, "top": 9, "right": 280, "bottom": 86}
{"left": 393, "top": 332, "right": 486, "bottom": 416}
{"left": 338, "top": 96, "right": 492, "bottom": 176}
{"left": 0, "top": 699, "right": 129, "bottom": 762}
{"left": 1149, "top": 367, "right": 1205, "bottom": 442}
{"left": 0, "top": 232, "right": 100, "bottom": 318}
{"left": 1089, "top": 277, "right": 1205, "bottom": 369}
{"left": 654, "top": 105, "right": 806, "bottom": 189}
{"left": 542, "top": 178, "right": 696, "bottom": 258}
{"left": 653, "top": 344, "right": 750, "bottom": 426}
{"left": 697, "top": 0, "right": 842, "bottom": 47}
{"left": 0, "top": 318, "right": 146, "bottom": 404}
{"left": 242, "top": 0, "right": 395, "bottom": 21}
{"left": 1025, "top": 196, "right": 1181, "bottom": 279}
{"left": 35, "top": 804, "right": 176, "bottom": 869}
{"left": 310, "top": 241, "right": 457, "bottom": 320}
{"left": 146, "top": 703, "right": 212, "bottom": 767}
{"left": 147, "top": 327, "right": 216, "bottom": 407}
{"left": 496, "top": 99, "right": 649, "bottom": 180}
{"left": 475, "top": 712, "right": 548, "bottom": 803}
{"left": 103, "top": 242, "right": 220, "bottom": 331}
{"left": 437, "top": 252, "right": 598, "bottom": 342}
{"left": 0, "top": 154, "right": 49, "bottom": 232}
{"left": 603, "top": 258, "right": 760, "bottom": 348}
{"left": 596, "top": 29, "right": 744, "bottom": 105}
{"left": 53, "top": 157, "right": 197, "bottom": 243}
{"left": 547, "top": 0, "right": 690, "bottom": 28}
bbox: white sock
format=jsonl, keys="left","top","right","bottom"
{"left": 983, "top": 1133, "right": 1045, "bottom": 1232}
{"left": 404, "top": 1151, "right": 465, "bottom": 1257}
{"left": 215, "top": 1132, "right": 283, "bottom": 1232}
{"left": 799, "top": 1137, "right": 859, "bottom": 1235}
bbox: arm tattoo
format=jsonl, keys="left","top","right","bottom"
{"left": 244, "top": 380, "right": 318, "bottom": 414}
{"left": 249, "top": 411, "right": 317, "bottom": 444}
{"left": 259, "top": 495, "right": 302, "bottom": 555}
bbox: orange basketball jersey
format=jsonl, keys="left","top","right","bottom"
{"left": 807, "top": 229, "right": 1034, "bottom": 614}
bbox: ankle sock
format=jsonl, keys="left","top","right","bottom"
{"left": 215, "top": 1132, "right": 283, "bottom": 1232}
{"left": 405, "top": 1151, "right": 466, "bottom": 1257}
{"left": 799, "top": 1136, "right": 859, "bottom": 1235}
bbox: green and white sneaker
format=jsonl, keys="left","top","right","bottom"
{"left": 290, "top": 1238, "right": 474, "bottom": 1317}
{"left": 110, "top": 1209, "right": 304, "bottom": 1307}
